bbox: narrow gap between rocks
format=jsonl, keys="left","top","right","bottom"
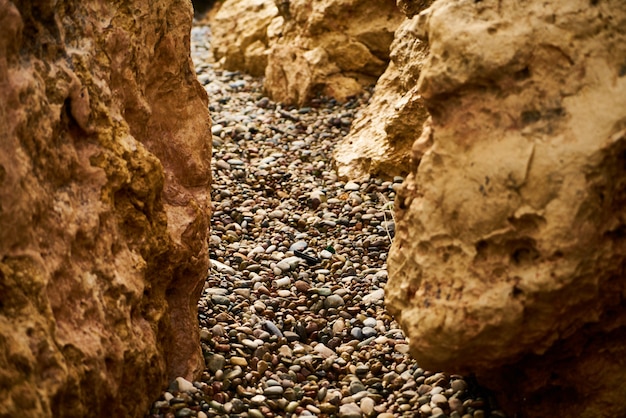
{"left": 147, "top": 21, "right": 506, "bottom": 418}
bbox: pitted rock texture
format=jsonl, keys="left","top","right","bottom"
{"left": 396, "top": 0, "right": 434, "bottom": 19}
{"left": 0, "top": 1, "right": 211, "bottom": 417}
{"left": 210, "top": 0, "right": 403, "bottom": 106}
{"left": 265, "top": 0, "right": 404, "bottom": 106}
{"left": 334, "top": 17, "right": 430, "bottom": 180}
{"left": 386, "top": 1, "right": 626, "bottom": 417}
{"left": 210, "top": 0, "right": 278, "bottom": 76}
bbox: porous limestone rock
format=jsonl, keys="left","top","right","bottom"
{"left": 396, "top": 0, "right": 434, "bottom": 19}
{"left": 210, "top": 0, "right": 278, "bottom": 76}
{"left": 386, "top": 0, "right": 626, "bottom": 417}
{"left": 0, "top": 1, "right": 211, "bottom": 417}
{"left": 210, "top": 0, "right": 403, "bottom": 106}
{"left": 265, "top": 0, "right": 404, "bottom": 106}
{"left": 334, "top": 17, "right": 430, "bottom": 180}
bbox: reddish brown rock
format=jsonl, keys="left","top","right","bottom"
{"left": 386, "top": 0, "right": 626, "bottom": 417}
{"left": 0, "top": 0, "right": 211, "bottom": 417}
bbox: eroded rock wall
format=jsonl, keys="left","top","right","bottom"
{"left": 265, "top": 0, "right": 404, "bottom": 106}
{"left": 210, "top": 0, "right": 404, "bottom": 106}
{"left": 333, "top": 17, "right": 430, "bottom": 180}
{"left": 0, "top": 1, "right": 211, "bottom": 417}
{"left": 386, "top": 1, "right": 626, "bottom": 417}
{"left": 210, "top": 0, "right": 278, "bottom": 76}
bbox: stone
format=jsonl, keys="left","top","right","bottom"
{"left": 361, "top": 289, "right": 385, "bottom": 305}
{"left": 230, "top": 356, "right": 248, "bottom": 367}
{"left": 263, "top": 385, "right": 285, "bottom": 396}
{"left": 344, "top": 181, "right": 361, "bottom": 191}
{"left": 324, "top": 294, "right": 345, "bottom": 308}
{"left": 174, "top": 377, "right": 198, "bottom": 393}
{"left": 386, "top": 1, "right": 626, "bottom": 417}
{"left": 212, "top": 0, "right": 403, "bottom": 106}
{"left": 206, "top": 354, "right": 226, "bottom": 373}
{"left": 359, "top": 396, "right": 375, "bottom": 417}
{"left": 313, "top": 343, "right": 336, "bottom": 359}
{"left": 264, "top": 0, "right": 404, "bottom": 106}
{"left": 430, "top": 393, "right": 447, "bottom": 407}
{"left": 334, "top": 16, "right": 430, "bottom": 180}
{"left": 210, "top": 0, "right": 278, "bottom": 76}
{"left": 339, "top": 402, "right": 363, "bottom": 418}
{"left": 361, "top": 327, "right": 377, "bottom": 338}
{"left": 0, "top": 0, "right": 211, "bottom": 417}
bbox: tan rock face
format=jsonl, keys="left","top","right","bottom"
{"left": 265, "top": 0, "right": 404, "bottom": 106}
{"left": 0, "top": 1, "right": 211, "bottom": 417}
{"left": 386, "top": 0, "right": 626, "bottom": 417}
{"left": 210, "top": 0, "right": 403, "bottom": 106}
{"left": 333, "top": 17, "right": 430, "bottom": 180}
{"left": 210, "top": 0, "right": 278, "bottom": 76}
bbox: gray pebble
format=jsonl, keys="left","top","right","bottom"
{"left": 264, "top": 320, "right": 283, "bottom": 337}
{"left": 344, "top": 181, "right": 361, "bottom": 191}
{"left": 324, "top": 294, "right": 345, "bottom": 308}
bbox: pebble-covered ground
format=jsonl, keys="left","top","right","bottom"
{"left": 147, "top": 24, "right": 506, "bottom": 418}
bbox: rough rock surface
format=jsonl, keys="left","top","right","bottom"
{"left": 386, "top": 1, "right": 626, "bottom": 417}
{"left": 210, "top": 0, "right": 278, "bottom": 76}
{"left": 0, "top": 1, "right": 211, "bottom": 417}
{"left": 210, "top": 0, "right": 403, "bottom": 106}
{"left": 334, "top": 17, "right": 430, "bottom": 180}
{"left": 265, "top": 0, "right": 404, "bottom": 106}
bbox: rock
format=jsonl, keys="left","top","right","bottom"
{"left": 339, "top": 402, "right": 363, "bottom": 418}
{"left": 361, "top": 289, "right": 385, "bottom": 305}
{"left": 264, "top": 0, "right": 404, "bottom": 105}
{"left": 210, "top": 0, "right": 278, "bottom": 76}
{"left": 230, "top": 356, "right": 248, "bottom": 366}
{"left": 360, "top": 396, "right": 375, "bottom": 417}
{"left": 324, "top": 294, "right": 345, "bottom": 308}
{"left": 344, "top": 181, "right": 361, "bottom": 191}
{"left": 334, "top": 16, "right": 430, "bottom": 180}
{"left": 386, "top": 1, "right": 626, "bottom": 417}
{"left": 361, "top": 326, "right": 377, "bottom": 338}
{"left": 0, "top": 0, "right": 210, "bottom": 417}
{"left": 206, "top": 354, "right": 226, "bottom": 373}
{"left": 213, "top": 0, "right": 403, "bottom": 105}
{"left": 263, "top": 385, "right": 285, "bottom": 397}
{"left": 174, "top": 377, "right": 198, "bottom": 393}
{"left": 313, "top": 343, "right": 336, "bottom": 359}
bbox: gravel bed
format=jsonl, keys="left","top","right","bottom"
{"left": 147, "top": 24, "right": 506, "bottom": 418}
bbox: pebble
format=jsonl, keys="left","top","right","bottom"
{"left": 148, "top": 23, "right": 507, "bottom": 418}
{"left": 360, "top": 396, "right": 375, "bottom": 417}
{"left": 173, "top": 377, "right": 196, "bottom": 393}
{"left": 339, "top": 402, "right": 363, "bottom": 418}
{"left": 344, "top": 181, "right": 361, "bottom": 191}
{"left": 324, "top": 294, "right": 345, "bottom": 308}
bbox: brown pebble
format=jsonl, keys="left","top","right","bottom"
{"left": 257, "top": 285, "right": 271, "bottom": 295}
{"left": 295, "top": 280, "right": 311, "bottom": 292}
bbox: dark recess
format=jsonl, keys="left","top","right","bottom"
{"left": 191, "top": 0, "right": 217, "bottom": 18}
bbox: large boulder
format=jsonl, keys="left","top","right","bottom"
{"left": 333, "top": 17, "right": 430, "bottom": 180}
{"left": 386, "top": 0, "right": 626, "bottom": 417}
{"left": 0, "top": 1, "right": 211, "bottom": 417}
{"left": 210, "top": 0, "right": 404, "bottom": 106}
